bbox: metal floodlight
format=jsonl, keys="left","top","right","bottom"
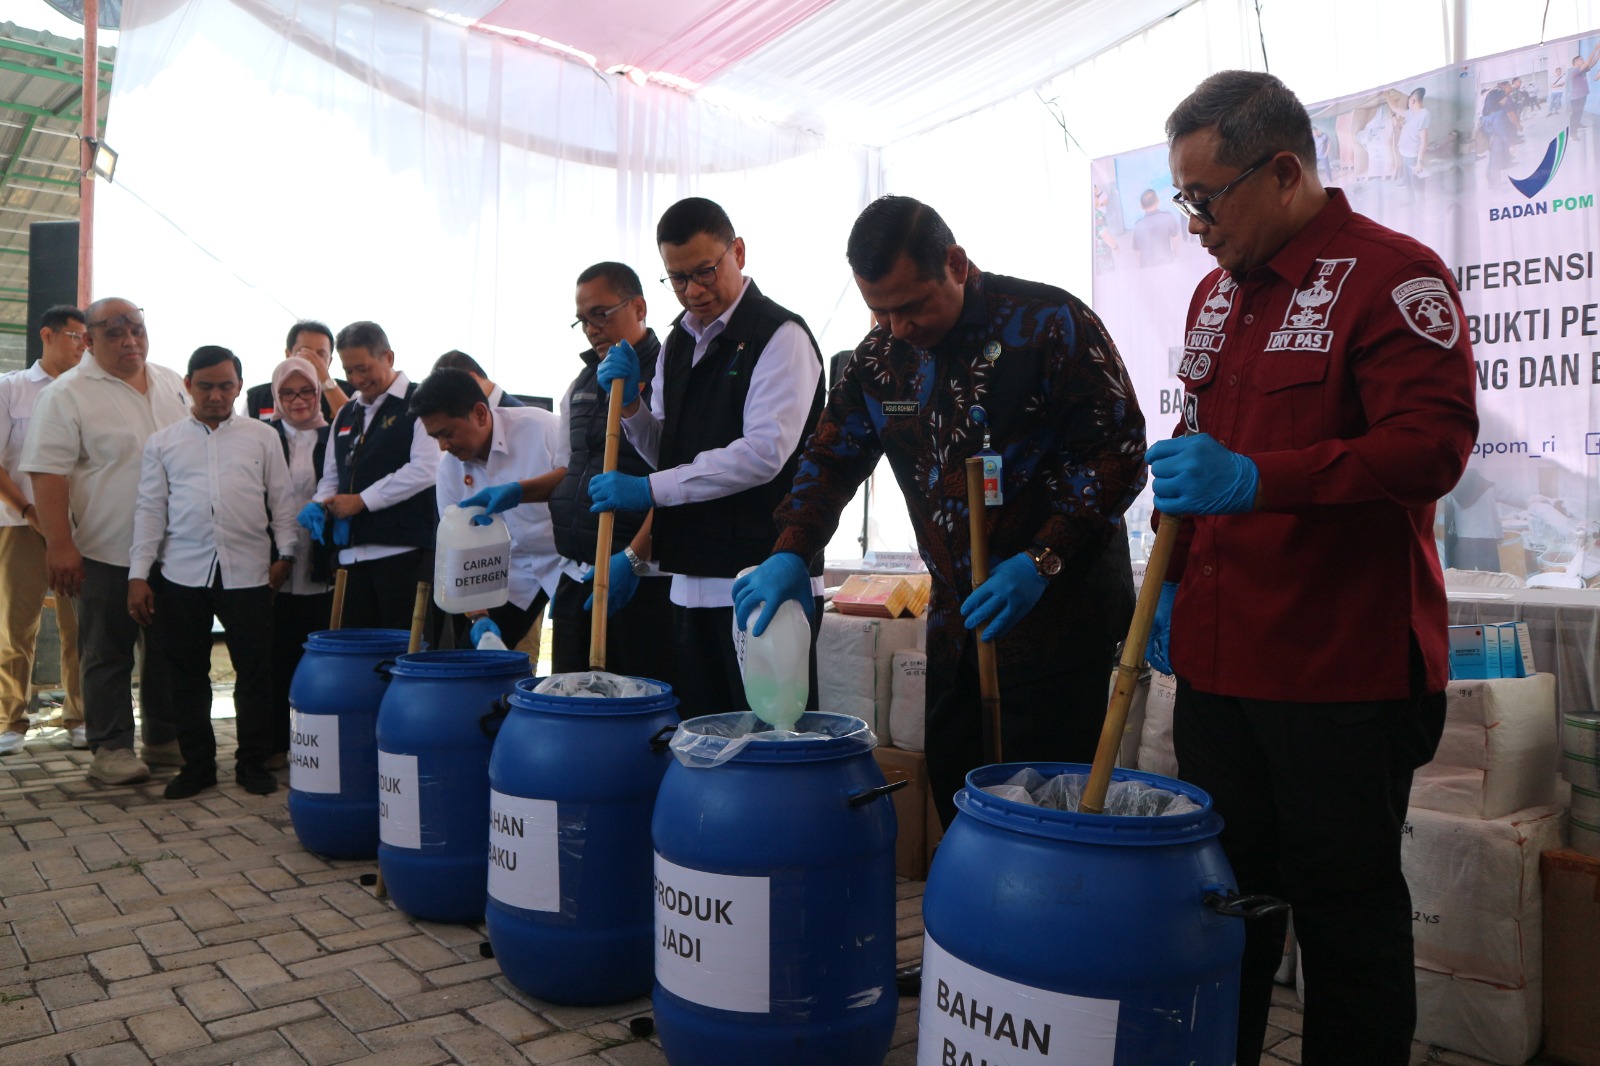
{"left": 83, "top": 136, "right": 118, "bottom": 182}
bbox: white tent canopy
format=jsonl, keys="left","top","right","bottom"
{"left": 93, "top": 0, "right": 1600, "bottom": 554}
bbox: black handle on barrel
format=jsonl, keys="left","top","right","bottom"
{"left": 847, "top": 778, "right": 909, "bottom": 808}
{"left": 649, "top": 725, "right": 679, "bottom": 753}
{"left": 479, "top": 695, "right": 511, "bottom": 739}
{"left": 373, "top": 658, "right": 396, "bottom": 681}
{"left": 1204, "top": 891, "right": 1291, "bottom": 920}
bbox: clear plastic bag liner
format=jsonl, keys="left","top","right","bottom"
{"left": 981, "top": 767, "right": 1201, "bottom": 816}
{"left": 669, "top": 712, "right": 877, "bottom": 768}
{"left": 533, "top": 671, "right": 663, "bottom": 699}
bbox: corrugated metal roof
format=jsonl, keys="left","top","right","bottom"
{"left": 0, "top": 20, "right": 113, "bottom": 368}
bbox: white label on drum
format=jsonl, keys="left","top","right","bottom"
{"left": 486, "top": 791, "right": 559, "bottom": 912}
{"left": 443, "top": 545, "right": 509, "bottom": 596}
{"left": 917, "top": 933, "right": 1119, "bottom": 1066}
{"left": 377, "top": 751, "right": 421, "bottom": 849}
{"left": 289, "top": 710, "right": 340, "bottom": 794}
{"left": 653, "top": 853, "right": 770, "bottom": 1014}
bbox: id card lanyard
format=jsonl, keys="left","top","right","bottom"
{"left": 971, "top": 404, "right": 1002, "bottom": 507}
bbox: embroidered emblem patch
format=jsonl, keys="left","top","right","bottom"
{"left": 1392, "top": 277, "right": 1460, "bottom": 349}
{"left": 1282, "top": 258, "right": 1356, "bottom": 331}
{"left": 1193, "top": 274, "right": 1237, "bottom": 332}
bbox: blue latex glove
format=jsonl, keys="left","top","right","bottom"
{"left": 469, "top": 617, "right": 501, "bottom": 647}
{"left": 460, "top": 482, "right": 524, "bottom": 526}
{"left": 732, "top": 552, "right": 814, "bottom": 636}
{"left": 1147, "top": 433, "right": 1259, "bottom": 516}
{"left": 1145, "top": 581, "right": 1178, "bottom": 675}
{"left": 588, "top": 472, "right": 654, "bottom": 514}
{"left": 296, "top": 502, "right": 326, "bottom": 543}
{"left": 583, "top": 552, "right": 640, "bottom": 614}
{"left": 960, "top": 552, "right": 1048, "bottom": 641}
{"left": 332, "top": 517, "right": 351, "bottom": 547}
{"left": 594, "top": 339, "right": 640, "bottom": 400}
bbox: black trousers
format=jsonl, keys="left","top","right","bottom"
{"left": 151, "top": 573, "right": 275, "bottom": 771}
{"left": 336, "top": 550, "right": 445, "bottom": 649}
{"left": 269, "top": 589, "right": 333, "bottom": 757}
{"left": 924, "top": 637, "right": 1113, "bottom": 828}
{"left": 670, "top": 599, "right": 822, "bottom": 720}
{"left": 551, "top": 573, "right": 677, "bottom": 687}
{"left": 1172, "top": 678, "right": 1445, "bottom": 1066}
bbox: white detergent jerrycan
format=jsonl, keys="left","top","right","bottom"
{"left": 434, "top": 504, "right": 512, "bottom": 614}
{"left": 734, "top": 565, "right": 810, "bottom": 731}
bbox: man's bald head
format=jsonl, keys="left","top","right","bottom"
{"left": 84, "top": 297, "right": 149, "bottom": 380}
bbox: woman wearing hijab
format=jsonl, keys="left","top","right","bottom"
{"left": 264, "top": 357, "right": 333, "bottom": 768}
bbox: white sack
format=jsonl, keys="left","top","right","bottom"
{"left": 816, "top": 613, "right": 926, "bottom": 746}
{"left": 1411, "top": 675, "right": 1559, "bottom": 820}
{"left": 888, "top": 650, "right": 927, "bottom": 753}
{"left": 1414, "top": 967, "right": 1541, "bottom": 1066}
{"left": 1135, "top": 671, "right": 1178, "bottom": 779}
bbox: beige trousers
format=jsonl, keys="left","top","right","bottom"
{"left": 0, "top": 524, "right": 82, "bottom": 732}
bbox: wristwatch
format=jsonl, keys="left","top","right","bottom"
{"left": 321, "top": 378, "right": 342, "bottom": 392}
{"left": 1025, "top": 543, "right": 1062, "bottom": 579}
{"left": 623, "top": 547, "right": 651, "bottom": 576}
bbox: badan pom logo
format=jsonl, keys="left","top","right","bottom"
{"left": 1492, "top": 130, "right": 1592, "bottom": 219}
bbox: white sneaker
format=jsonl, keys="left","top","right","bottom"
{"left": 0, "top": 730, "right": 24, "bottom": 755}
{"left": 89, "top": 747, "right": 151, "bottom": 785}
{"left": 69, "top": 726, "right": 88, "bottom": 750}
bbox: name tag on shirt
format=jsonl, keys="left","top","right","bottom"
{"left": 882, "top": 401, "right": 918, "bottom": 417}
{"left": 574, "top": 391, "right": 598, "bottom": 403}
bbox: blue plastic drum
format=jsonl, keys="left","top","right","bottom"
{"left": 919, "top": 762, "right": 1247, "bottom": 1066}
{"left": 485, "top": 676, "right": 680, "bottom": 1004}
{"left": 287, "top": 629, "right": 412, "bottom": 860}
{"left": 375, "top": 649, "right": 531, "bottom": 924}
{"left": 651, "top": 712, "right": 900, "bottom": 1066}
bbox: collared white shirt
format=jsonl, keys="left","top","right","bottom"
{"left": 436, "top": 406, "right": 576, "bottom": 609}
{"left": 315, "top": 372, "right": 440, "bottom": 565}
{"left": 622, "top": 277, "right": 823, "bottom": 607}
{"left": 279, "top": 422, "right": 330, "bottom": 596}
{"left": 486, "top": 383, "right": 508, "bottom": 408}
{"left": 20, "top": 357, "right": 190, "bottom": 567}
{"left": 130, "top": 413, "right": 299, "bottom": 589}
{"left": 0, "top": 363, "right": 55, "bottom": 525}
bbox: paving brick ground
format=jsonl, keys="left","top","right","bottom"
{"left": 1, "top": 703, "right": 1516, "bottom": 1066}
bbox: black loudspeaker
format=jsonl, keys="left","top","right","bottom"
{"left": 27, "top": 220, "right": 79, "bottom": 368}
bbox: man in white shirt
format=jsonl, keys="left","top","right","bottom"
{"left": 0, "top": 306, "right": 87, "bottom": 754}
{"left": 411, "top": 368, "right": 569, "bottom": 647}
{"left": 306, "top": 322, "right": 442, "bottom": 642}
{"left": 591, "top": 197, "right": 825, "bottom": 714}
{"left": 21, "top": 298, "right": 190, "bottom": 785}
{"left": 129, "top": 347, "right": 298, "bottom": 798}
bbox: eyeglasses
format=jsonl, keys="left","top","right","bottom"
{"left": 56, "top": 329, "right": 86, "bottom": 343}
{"left": 1171, "top": 153, "right": 1277, "bottom": 225}
{"left": 87, "top": 310, "right": 147, "bottom": 340}
{"left": 291, "top": 345, "right": 330, "bottom": 361}
{"left": 277, "top": 386, "right": 319, "bottom": 403}
{"left": 661, "top": 245, "right": 733, "bottom": 292}
{"left": 571, "top": 297, "right": 636, "bottom": 330}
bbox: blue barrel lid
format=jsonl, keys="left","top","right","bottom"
{"left": 954, "top": 762, "right": 1223, "bottom": 846}
{"left": 674, "top": 711, "right": 875, "bottom": 765}
{"left": 390, "top": 649, "right": 530, "bottom": 678}
{"left": 303, "top": 628, "right": 414, "bottom": 654}
{"left": 509, "top": 675, "right": 678, "bottom": 717}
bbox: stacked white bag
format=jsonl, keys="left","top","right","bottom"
{"left": 815, "top": 612, "right": 925, "bottom": 747}
{"left": 1404, "top": 674, "right": 1566, "bottom": 1066}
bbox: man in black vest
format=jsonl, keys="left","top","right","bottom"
{"left": 590, "top": 198, "right": 825, "bottom": 714}
{"left": 303, "top": 321, "right": 442, "bottom": 641}
{"left": 432, "top": 350, "right": 524, "bottom": 408}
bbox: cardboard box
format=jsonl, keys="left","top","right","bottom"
{"left": 872, "top": 744, "right": 943, "bottom": 880}
{"left": 1449, "top": 624, "right": 1491, "bottom": 680}
{"left": 1495, "top": 621, "right": 1536, "bottom": 678}
{"left": 1541, "top": 849, "right": 1600, "bottom": 1066}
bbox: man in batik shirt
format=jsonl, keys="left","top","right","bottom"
{"left": 734, "top": 195, "right": 1146, "bottom": 827}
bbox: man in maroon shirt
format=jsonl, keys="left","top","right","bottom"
{"left": 1146, "top": 71, "right": 1478, "bottom": 1066}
